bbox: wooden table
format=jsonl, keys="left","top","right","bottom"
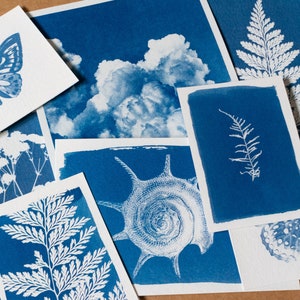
{"left": 1, "top": 0, "right": 299, "bottom": 299}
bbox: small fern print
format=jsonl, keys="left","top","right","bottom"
{"left": 0, "top": 190, "right": 128, "bottom": 300}
{"left": 236, "top": 0, "right": 300, "bottom": 129}
{"left": 219, "top": 109, "right": 262, "bottom": 181}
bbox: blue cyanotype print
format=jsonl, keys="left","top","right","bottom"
{"left": 188, "top": 85, "right": 300, "bottom": 223}
{"left": 0, "top": 33, "right": 23, "bottom": 103}
{"left": 33, "top": 0, "right": 232, "bottom": 140}
{"left": 0, "top": 186, "right": 129, "bottom": 300}
{"left": 208, "top": 0, "right": 300, "bottom": 131}
{"left": 59, "top": 145, "right": 240, "bottom": 285}
{"left": 0, "top": 112, "right": 54, "bottom": 203}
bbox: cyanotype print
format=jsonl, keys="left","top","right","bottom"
{"left": 56, "top": 139, "right": 241, "bottom": 295}
{"left": 178, "top": 78, "right": 300, "bottom": 230}
{"left": 0, "top": 112, "right": 54, "bottom": 203}
{"left": 208, "top": 0, "right": 300, "bottom": 131}
{"left": 0, "top": 33, "right": 23, "bottom": 103}
{"left": 32, "top": 0, "right": 234, "bottom": 141}
{"left": 0, "top": 175, "right": 138, "bottom": 300}
{"left": 0, "top": 7, "right": 77, "bottom": 131}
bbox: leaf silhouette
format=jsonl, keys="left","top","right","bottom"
{"left": 219, "top": 109, "right": 262, "bottom": 181}
{"left": 0, "top": 190, "right": 124, "bottom": 299}
{"left": 235, "top": 0, "right": 300, "bottom": 129}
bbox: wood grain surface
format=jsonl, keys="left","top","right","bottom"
{"left": 0, "top": 0, "right": 299, "bottom": 299}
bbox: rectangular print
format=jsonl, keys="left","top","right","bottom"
{"left": 230, "top": 221, "right": 300, "bottom": 289}
{"left": 0, "top": 110, "right": 54, "bottom": 203}
{"left": 178, "top": 76, "right": 300, "bottom": 231}
{"left": 55, "top": 138, "right": 241, "bottom": 295}
{"left": 207, "top": 0, "right": 300, "bottom": 134}
{"left": 0, "top": 6, "right": 77, "bottom": 131}
{"left": 31, "top": 0, "right": 236, "bottom": 142}
{"left": 0, "top": 173, "right": 138, "bottom": 300}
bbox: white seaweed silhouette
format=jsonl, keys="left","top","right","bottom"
{"left": 219, "top": 109, "right": 262, "bottom": 181}
{"left": 0, "top": 130, "right": 50, "bottom": 203}
{"left": 236, "top": 0, "right": 300, "bottom": 129}
{"left": 0, "top": 191, "right": 127, "bottom": 299}
{"left": 99, "top": 155, "right": 213, "bottom": 278}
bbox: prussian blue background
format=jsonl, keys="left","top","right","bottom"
{"left": 188, "top": 85, "right": 300, "bottom": 223}
{"left": 59, "top": 145, "right": 240, "bottom": 285}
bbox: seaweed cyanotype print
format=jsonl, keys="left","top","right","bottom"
{"left": 0, "top": 190, "right": 127, "bottom": 299}
{"left": 236, "top": 0, "right": 300, "bottom": 129}
{"left": 0, "top": 33, "right": 23, "bottom": 104}
{"left": 219, "top": 109, "right": 262, "bottom": 181}
{"left": 0, "top": 130, "right": 50, "bottom": 203}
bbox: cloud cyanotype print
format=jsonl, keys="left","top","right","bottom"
{"left": 46, "top": 34, "right": 212, "bottom": 138}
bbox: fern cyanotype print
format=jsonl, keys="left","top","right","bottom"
{"left": 0, "top": 190, "right": 127, "bottom": 300}
{"left": 0, "top": 130, "right": 50, "bottom": 203}
{"left": 219, "top": 109, "right": 262, "bottom": 181}
{"left": 236, "top": 0, "right": 300, "bottom": 129}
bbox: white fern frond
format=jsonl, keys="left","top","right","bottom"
{"left": 108, "top": 281, "right": 127, "bottom": 300}
{"left": 54, "top": 248, "right": 107, "bottom": 294}
{"left": 24, "top": 251, "right": 48, "bottom": 270}
{"left": 279, "top": 66, "right": 300, "bottom": 84}
{"left": 45, "top": 193, "right": 74, "bottom": 218}
{"left": 0, "top": 224, "right": 45, "bottom": 245}
{"left": 48, "top": 216, "right": 90, "bottom": 248}
{"left": 219, "top": 109, "right": 262, "bottom": 181}
{"left": 1, "top": 269, "right": 51, "bottom": 297}
{"left": 236, "top": 0, "right": 300, "bottom": 80}
{"left": 8, "top": 210, "right": 44, "bottom": 227}
{"left": 50, "top": 226, "right": 96, "bottom": 268}
{"left": 47, "top": 206, "right": 77, "bottom": 232}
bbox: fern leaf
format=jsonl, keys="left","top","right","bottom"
{"left": 24, "top": 251, "right": 48, "bottom": 270}
{"left": 108, "top": 281, "right": 127, "bottom": 300}
{"left": 1, "top": 224, "right": 45, "bottom": 245}
{"left": 50, "top": 226, "right": 96, "bottom": 267}
{"left": 54, "top": 248, "right": 107, "bottom": 294}
{"left": 48, "top": 216, "right": 90, "bottom": 248}
{"left": 219, "top": 109, "right": 262, "bottom": 181}
{"left": 8, "top": 210, "right": 44, "bottom": 228}
{"left": 47, "top": 206, "right": 77, "bottom": 232}
{"left": 236, "top": 0, "right": 300, "bottom": 80}
{"left": 1, "top": 269, "right": 51, "bottom": 297}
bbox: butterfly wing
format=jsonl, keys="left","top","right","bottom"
{"left": 0, "top": 33, "right": 23, "bottom": 98}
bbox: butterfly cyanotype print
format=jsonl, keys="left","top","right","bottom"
{"left": 0, "top": 33, "right": 23, "bottom": 103}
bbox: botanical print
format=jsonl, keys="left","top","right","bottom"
{"left": 207, "top": 0, "right": 300, "bottom": 131}
{"left": 218, "top": 109, "right": 262, "bottom": 181}
{"left": 0, "top": 33, "right": 23, "bottom": 103}
{"left": 0, "top": 112, "right": 54, "bottom": 203}
{"left": 32, "top": 0, "right": 235, "bottom": 141}
{"left": 0, "top": 174, "right": 138, "bottom": 300}
{"left": 178, "top": 77, "right": 300, "bottom": 231}
{"left": 55, "top": 138, "right": 241, "bottom": 295}
{"left": 229, "top": 225, "right": 300, "bottom": 289}
{"left": 0, "top": 6, "right": 77, "bottom": 131}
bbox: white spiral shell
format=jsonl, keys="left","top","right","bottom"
{"left": 99, "top": 154, "right": 213, "bottom": 278}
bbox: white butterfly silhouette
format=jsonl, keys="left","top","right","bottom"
{"left": 0, "top": 33, "right": 23, "bottom": 100}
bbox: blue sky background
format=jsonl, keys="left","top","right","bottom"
{"left": 188, "top": 85, "right": 300, "bottom": 223}
{"left": 59, "top": 145, "right": 240, "bottom": 285}
{"left": 33, "top": 0, "right": 232, "bottom": 139}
